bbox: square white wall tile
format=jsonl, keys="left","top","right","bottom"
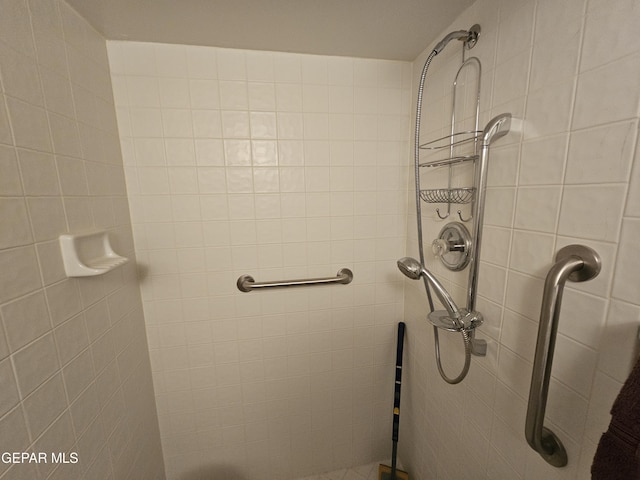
{"left": 0, "top": 42, "right": 44, "bottom": 106}
{"left": 6, "top": 97, "right": 52, "bottom": 152}
{"left": 509, "top": 230, "right": 555, "bottom": 278}
{"left": 0, "top": 357, "right": 19, "bottom": 418}
{"left": 523, "top": 80, "right": 574, "bottom": 139}
{"left": 573, "top": 52, "right": 640, "bottom": 130}
{"left": 514, "top": 186, "right": 561, "bottom": 233}
{"left": 580, "top": 0, "right": 640, "bottom": 72}
{"left": 612, "top": 218, "right": 640, "bottom": 304}
{"left": 558, "top": 184, "right": 626, "bottom": 242}
{"left": 12, "top": 332, "right": 60, "bottom": 397}
{"left": 519, "top": 134, "right": 568, "bottom": 186}
{"left": 0, "top": 246, "right": 42, "bottom": 304}
{"left": 566, "top": 121, "right": 636, "bottom": 184}
{"left": 530, "top": 31, "right": 581, "bottom": 91}
{"left": 186, "top": 45, "right": 218, "bottom": 79}
{"left": 598, "top": 299, "right": 640, "bottom": 383}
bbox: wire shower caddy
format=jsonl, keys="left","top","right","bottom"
{"left": 418, "top": 55, "right": 482, "bottom": 222}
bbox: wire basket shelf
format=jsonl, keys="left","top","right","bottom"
{"left": 420, "top": 187, "right": 475, "bottom": 204}
{"left": 419, "top": 154, "right": 479, "bottom": 168}
{"left": 419, "top": 130, "right": 482, "bottom": 150}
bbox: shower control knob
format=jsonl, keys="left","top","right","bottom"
{"left": 432, "top": 222, "right": 472, "bottom": 271}
{"left": 432, "top": 239, "right": 450, "bottom": 257}
{"left": 432, "top": 238, "right": 465, "bottom": 256}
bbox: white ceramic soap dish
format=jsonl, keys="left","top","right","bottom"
{"left": 59, "top": 231, "right": 129, "bottom": 277}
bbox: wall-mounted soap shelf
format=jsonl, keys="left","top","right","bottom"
{"left": 59, "top": 231, "right": 128, "bottom": 277}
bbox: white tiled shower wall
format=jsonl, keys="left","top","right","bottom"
{"left": 0, "top": 0, "right": 163, "bottom": 479}
{"left": 400, "top": 0, "right": 640, "bottom": 479}
{"left": 108, "top": 42, "right": 412, "bottom": 478}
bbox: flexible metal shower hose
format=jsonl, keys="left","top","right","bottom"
{"left": 413, "top": 49, "right": 472, "bottom": 385}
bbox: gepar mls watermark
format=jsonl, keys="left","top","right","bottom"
{"left": 1, "top": 452, "right": 78, "bottom": 464}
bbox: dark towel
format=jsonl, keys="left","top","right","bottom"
{"left": 592, "top": 355, "right": 640, "bottom": 479}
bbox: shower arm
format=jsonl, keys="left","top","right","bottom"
{"left": 433, "top": 29, "right": 478, "bottom": 54}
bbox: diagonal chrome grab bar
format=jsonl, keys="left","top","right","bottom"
{"left": 236, "top": 268, "right": 353, "bottom": 292}
{"left": 525, "top": 245, "right": 601, "bottom": 467}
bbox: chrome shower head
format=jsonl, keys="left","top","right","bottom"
{"left": 397, "top": 257, "right": 462, "bottom": 320}
{"left": 397, "top": 257, "right": 423, "bottom": 280}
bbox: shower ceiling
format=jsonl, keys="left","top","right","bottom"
{"left": 65, "top": 0, "right": 475, "bottom": 61}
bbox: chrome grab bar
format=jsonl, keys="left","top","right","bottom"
{"left": 236, "top": 268, "right": 353, "bottom": 292}
{"left": 525, "top": 245, "right": 601, "bottom": 467}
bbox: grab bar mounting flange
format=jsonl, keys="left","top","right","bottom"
{"left": 555, "top": 244, "right": 601, "bottom": 283}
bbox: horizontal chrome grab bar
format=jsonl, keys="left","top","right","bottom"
{"left": 525, "top": 245, "right": 601, "bottom": 467}
{"left": 236, "top": 268, "right": 353, "bottom": 292}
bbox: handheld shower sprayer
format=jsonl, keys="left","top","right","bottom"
{"left": 397, "top": 257, "right": 483, "bottom": 332}
{"left": 397, "top": 257, "right": 462, "bottom": 320}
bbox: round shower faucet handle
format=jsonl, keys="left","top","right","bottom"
{"left": 431, "top": 238, "right": 449, "bottom": 256}
{"left": 432, "top": 221, "right": 472, "bottom": 271}
{"left": 432, "top": 238, "right": 466, "bottom": 256}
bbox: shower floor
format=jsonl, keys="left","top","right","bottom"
{"left": 294, "top": 461, "right": 381, "bottom": 480}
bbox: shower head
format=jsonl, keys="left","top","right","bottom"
{"left": 397, "top": 257, "right": 462, "bottom": 320}
{"left": 397, "top": 257, "right": 484, "bottom": 331}
{"left": 432, "top": 24, "right": 481, "bottom": 55}
{"left": 397, "top": 256, "right": 423, "bottom": 280}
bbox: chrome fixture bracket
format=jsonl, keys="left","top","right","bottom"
{"left": 557, "top": 244, "right": 601, "bottom": 282}
{"left": 465, "top": 24, "right": 481, "bottom": 49}
{"left": 432, "top": 221, "right": 472, "bottom": 271}
{"left": 427, "top": 308, "right": 486, "bottom": 357}
{"left": 470, "top": 334, "right": 487, "bottom": 356}
{"left": 427, "top": 308, "right": 483, "bottom": 332}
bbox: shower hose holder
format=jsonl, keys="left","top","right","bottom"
{"left": 428, "top": 309, "right": 486, "bottom": 356}
{"left": 427, "top": 309, "right": 483, "bottom": 332}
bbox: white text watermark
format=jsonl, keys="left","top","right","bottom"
{"left": 1, "top": 452, "right": 78, "bottom": 464}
